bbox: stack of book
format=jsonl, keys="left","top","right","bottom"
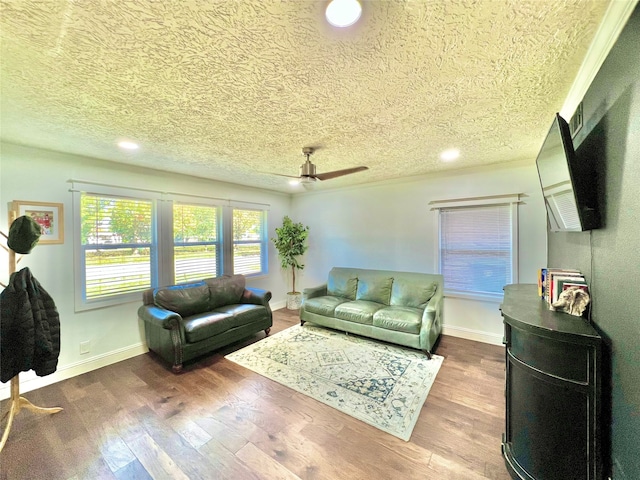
{"left": 537, "top": 268, "right": 589, "bottom": 306}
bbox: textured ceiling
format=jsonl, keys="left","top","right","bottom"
{"left": 0, "top": 0, "right": 613, "bottom": 193}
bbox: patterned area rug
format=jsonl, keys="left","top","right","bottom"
{"left": 226, "top": 325, "right": 443, "bottom": 441}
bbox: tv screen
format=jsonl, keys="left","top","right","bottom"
{"left": 536, "top": 113, "right": 599, "bottom": 232}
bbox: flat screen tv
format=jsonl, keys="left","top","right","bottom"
{"left": 536, "top": 113, "right": 599, "bottom": 232}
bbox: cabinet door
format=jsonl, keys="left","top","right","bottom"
{"left": 508, "top": 356, "right": 589, "bottom": 480}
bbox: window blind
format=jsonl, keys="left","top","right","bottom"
{"left": 233, "top": 209, "right": 266, "bottom": 276}
{"left": 81, "top": 193, "right": 153, "bottom": 300}
{"left": 440, "top": 204, "right": 513, "bottom": 296}
{"left": 173, "top": 203, "right": 220, "bottom": 283}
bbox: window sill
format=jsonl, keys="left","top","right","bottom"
{"left": 242, "top": 272, "right": 268, "bottom": 280}
{"left": 75, "top": 293, "right": 142, "bottom": 313}
{"left": 444, "top": 290, "right": 504, "bottom": 303}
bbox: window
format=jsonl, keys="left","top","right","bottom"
{"left": 80, "top": 193, "right": 155, "bottom": 305}
{"left": 432, "top": 195, "right": 519, "bottom": 300}
{"left": 73, "top": 181, "right": 269, "bottom": 310}
{"left": 233, "top": 208, "right": 267, "bottom": 276}
{"left": 173, "top": 203, "right": 220, "bottom": 283}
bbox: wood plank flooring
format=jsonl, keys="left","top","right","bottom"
{"left": 0, "top": 308, "right": 510, "bottom": 480}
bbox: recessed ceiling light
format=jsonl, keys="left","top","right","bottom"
{"left": 440, "top": 149, "right": 460, "bottom": 161}
{"left": 325, "top": 0, "right": 362, "bottom": 28}
{"left": 118, "top": 140, "right": 139, "bottom": 150}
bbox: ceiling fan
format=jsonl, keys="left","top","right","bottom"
{"left": 274, "top": 147, "right": 368, "bottom": 185}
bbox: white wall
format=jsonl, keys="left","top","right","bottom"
{"left": 290, "top": 161, "right": 548, "bottom": 345}
{"left": 0, "top": 143, "right": 292, "bottom": 398}
{"left": 0, "top": 144, "right": 548, "bottom": 399}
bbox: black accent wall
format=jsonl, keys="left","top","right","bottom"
{"left": 547, "top": 5, "right": 640, "bottom": 479}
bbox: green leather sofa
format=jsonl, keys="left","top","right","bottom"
{"left": 300, "top": 267, "right": 443, "bottom": 358}
{"left": 138, "top": 274, "right": 272, "bottom": 372}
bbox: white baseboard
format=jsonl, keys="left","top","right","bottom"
{"left": 271, "top": 299, "right": 287, "bottom": 310}
{"left": 442, "top": 324, "right": 504, "bottom": 346}
{"left": 0, "top": 343, "right": 148, "bottom": 400}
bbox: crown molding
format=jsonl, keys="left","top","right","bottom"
{"left": 561, "top": 0, "right": 639, "bottom": 119}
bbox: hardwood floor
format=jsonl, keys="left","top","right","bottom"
{"left": 0, "top": 309, "right": 510, "bottom": 480}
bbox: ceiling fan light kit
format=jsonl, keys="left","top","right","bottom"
{"left": 325, "top": 0, "right": 362, "bottom": 28}
{"left": 300, "top": 148, "right": 318, "bottom": 178}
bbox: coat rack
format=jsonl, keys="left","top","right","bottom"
{"left": 0, "top": 209, "right": 62, "bottom": 453}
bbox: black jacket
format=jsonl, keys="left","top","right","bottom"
{"left": 0, "top": 267, "right": 61, "bottom": 383}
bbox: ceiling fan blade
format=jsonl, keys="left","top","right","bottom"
{"left": 314, "top": 166, "right": 368, "bottom": 181}
{"left": 263, "top": 172, "right": 301, "bottom": 179}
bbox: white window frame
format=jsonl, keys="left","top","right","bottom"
{"left": 72, "top": 184, "right": 162, "bottom": 312}
{"left": 72, "top": 181, "right": 269, "bottom": 311}
{"left": 227, "top": 205, "right": 268, "bottom": 277}
{"left": 172, "top": 201, "right": 222, "bottom": 284}
{"left": 430, "top": 194, "right": 520, "bottom": 302}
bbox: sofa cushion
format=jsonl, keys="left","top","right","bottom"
{"left": 183, "top": 311, "right": 234, "bottom": 342}
{"left": 204, "top": 275, "right": 245, "bottom": 310}
{"left": 304, "top": 296, "right": 350, "bottom": 316}
{"left": 183, "top": 304, "right": 268, "bottom": 342}
{"left": 154, "top": 281, "right": 210, "bottom": 317}
{"left": 335, "top": 300, "right": 384, "bottom": 325}
{"left": 373, "top": 306, "right": 423, "bottom": 334}
{"left": 390, "top": 280, "right": 437, "bottom": 308}
{"left": 214, "top": 304, "right": 269, "bottom": 326}
{"left": 327, "top": 269, "right": 358, "bottom": 300}
{"left": 356, "top": 275, "right": 393, "bottom": 305}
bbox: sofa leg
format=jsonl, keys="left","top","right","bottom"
{"left": 423, "top": 350, "right": 432, "bottom": 360}
{"left": 265, "top": 327, "right": 271, "bottom": 336}
{"left": 172, "top": 364, "right": 183, "bottom": 374}
{"left": 300, "top": 320, "right": 306, "bottom": 327}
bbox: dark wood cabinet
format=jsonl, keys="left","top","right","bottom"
{"left": 501, "top": 284, "right": 602, "bottom": 480}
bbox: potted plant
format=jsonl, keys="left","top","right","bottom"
{"left": 272, "top": 216, "right": 309, "bottom": 309}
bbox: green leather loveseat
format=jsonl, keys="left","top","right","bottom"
{"left": 138, "top": 274, "right": 272, "bottom": 372}
{"left": 300, "top": 267, "right": 443, "bottom": 358}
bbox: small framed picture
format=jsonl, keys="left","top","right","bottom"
{"left": 12, "top": 201, "right": 64, "bottom": 245}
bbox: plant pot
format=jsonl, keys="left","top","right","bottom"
{"left": 287, "top": 292, "right": 302, "bottom": 310}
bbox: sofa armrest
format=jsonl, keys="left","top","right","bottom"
{"left": 425, "top": 294, "right": 443, "bottom": 327}
{"left": 137, "top": 304, "right": 183, "bottom": 330}
{"left": 421, "top": 303, "right": 436, "bottom": 328}
{"left": 420, "top": 293, "right": 443, "bottom": 352}
{"left": 425, "top": 295, "right": 442, "bottom": 318}
{"left": 138, "top": 304, "right": 186, "bottom": 373}
{"left": 302, "top": 284, "right": 327, "bottom": 301}
{"left": 242, "top": 287, "right": 272, "bottom": 307}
